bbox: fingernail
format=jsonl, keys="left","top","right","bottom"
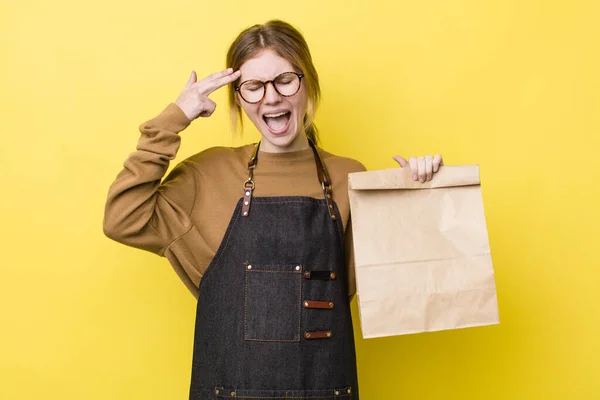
{"left": 412, "top": 174, "right": 417, "bottom": 181}
{"left": 419, "top": 177, "right": 425, "bottom": 182}
{"left": 227, "top": 68, "right": 233, "bottom": 72}
{"left": 427, "top": 175, "right": 432, "bottom": 180}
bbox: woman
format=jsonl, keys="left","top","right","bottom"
{"left": 104, "top": 20, "right": 442, "bottom": 400}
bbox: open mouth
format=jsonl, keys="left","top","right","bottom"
{"left": 263, "top": 111, "right": 292, "bottom": 133}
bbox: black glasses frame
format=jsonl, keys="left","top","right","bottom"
{"left": 235, "top": 72, "right": 304, "bottom": 104}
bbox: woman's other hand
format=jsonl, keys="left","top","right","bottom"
{"left": 175, "top": 68, "right": 241, "bottom": 121}
{"left": 393, "top": 154, "right": 443, "bottom": 182}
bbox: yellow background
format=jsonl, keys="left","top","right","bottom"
{"left": 1, "top": 0, "right": 599, "bottom": 398}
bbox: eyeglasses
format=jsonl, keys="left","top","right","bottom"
{"left": 235, "top": 72, "right": 304, "bottom": 104}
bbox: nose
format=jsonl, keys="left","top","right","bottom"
{"left": 262, "top": 81, "right": 282, "bottom": 105}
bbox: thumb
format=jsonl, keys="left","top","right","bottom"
{"left": 185, "top": 71, "right": 197, "bottom": 89}
{"left": 393, "top": 155, "right": 408, "bottom": 167}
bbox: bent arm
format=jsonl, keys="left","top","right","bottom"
{"left": 103, "top": 104, "right": 196, "bottom": 255}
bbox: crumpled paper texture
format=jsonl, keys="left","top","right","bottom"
{"left": 348, "top": 165, "right": 499, "bottom": 338}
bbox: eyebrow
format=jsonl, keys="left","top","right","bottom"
{"left": 239, "top": 71, "right": 296, "bottom": 82}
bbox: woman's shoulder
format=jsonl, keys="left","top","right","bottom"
{"left": 318, "top": 147, "right": 367, "bottom": 175}
{"left": 180, "top": 143, "right": 256, "bottom": 174}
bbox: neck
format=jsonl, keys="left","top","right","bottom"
{"left": 259, "top": 133, "right": 310, "bottom": 153}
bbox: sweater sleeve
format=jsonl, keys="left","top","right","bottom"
{"left": 103, "top": 103, "right": 196, "bottom": 256}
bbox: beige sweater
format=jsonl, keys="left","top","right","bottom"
{"left": 103, "top": 103, "right": 366, "bottom": 298}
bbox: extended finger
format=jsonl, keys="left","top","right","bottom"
{"left": 185, "top": 71, "right": 197, "bottom": 89}
{"left": 204, "top": 68, "right": 235, "bottom": 82}
{"left": 199, "top": 69, "right": 241, "bottom": 95}
{"left": 409, "top": 157, "right": 418, "bottom": 180}
{"left": 212, "top": 70, "right": 241, "bottom": 89}
{"left": 417, "top": 156, "right": 426, "bottom": 182}
{"left": 433, "top": 154, "right": 443, "bottom": 172}
{"left": 194, "top": 68, "right": 233, "bottom": 92}
{"left": 393, "top": 155, "right": 408, "bottom": 168}
{"left": 426, "top": 155, "right": 433, "bottom": 181}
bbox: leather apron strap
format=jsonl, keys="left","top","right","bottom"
{"left": 241, "top": 139, "right": 336, "bottom": 220}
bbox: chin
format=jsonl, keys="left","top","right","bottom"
{"left": 259, "top": 119, "right": 306, "bottom": 151}
{"left": 264, "top": 130, "right": 299, "bottom": 147}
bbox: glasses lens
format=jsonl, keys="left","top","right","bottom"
{"left": 240, "top": 81, "right": 265, "bottom": 103}
{"left": 274, "top": 73, "right": 301, "bottom": 96}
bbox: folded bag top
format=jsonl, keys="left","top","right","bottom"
{"left": 348, "top": 165, "right": 480, "bottom": 191}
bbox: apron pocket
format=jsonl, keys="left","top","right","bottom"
{"left": 214, "top": 386, "right": 353, "bottom": 399}
{"left": 244, "top": 262, "right": 303, "bottom": 342}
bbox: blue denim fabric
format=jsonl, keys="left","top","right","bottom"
{"left": 189, "top": 196, "right": 359, "bottom": 400}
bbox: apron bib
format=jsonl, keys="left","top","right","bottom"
{"left": 189, "top": 140, "right": 359, "bottom": 399}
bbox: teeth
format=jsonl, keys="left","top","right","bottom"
{"left": 264, "top": 112, "right": 289, "bottom": 118}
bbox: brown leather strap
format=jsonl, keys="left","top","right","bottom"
{"left": 304, "top": 330, "right": 332, "bottom": 340}
{"left": 304, "top": 270, "right": 337, "bottom": 280}
{"left": 308, "top": 139, "right": 336, "bottom": 220}
{"left": 247, "top": 142, "right": 260, "bottom": 169}
{"left": 242, "top": 139, "right": 336, "bottom": 220}
{"left": 303, "top": 300, "right": 335, "bottom": 309}
{"left": 241, "top": 144, "right": 260, "bottom": 217}
{"left": 241, "top": 185, "right": 253, "bottom": 217}
{"left": 307, "top": 139, "right": 331, "bottom": 187}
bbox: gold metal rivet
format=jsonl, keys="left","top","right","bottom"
{"left": 329, "top": 302, "right": 334, "bottom": 308}
{"left": 305, "top": 332, "right": 311, "bottom": 338}
{"left": 348, "top": 388, "right": 352, "bottom": 393}
{"left": 305, "top": 271, "right": 311, "bottom": 278}
{"left": 231, "top": 391, "right": 236, "bottom": 397}
{"left": 335, "top": 390, "right": 340, "bottom": 395}
{"left": 304, "top": 301, "right": 309, "bottom": 307}
{"left": 326, "top": 331, "right": 332, "bottom": 337}
{"left": 295, "top": 265, "right": 300, "bottom": 271}
{"left": 247, "top": 265, "right": 252, "bottom": 270}
{"left": 330, "top": 272, "right": 336, "bottom": 279}
{"left": 245, "top": 191, "right": 250, "bottom": 196}
{"left": 215, "top": 389, "right": 220, "bottom": 394}
{"left": 329, "top": 204, "right": 333, "bottom": 208}
{"left": 327, "top": 193, "right": 331, "bottom": 198}
{"left": 332, "top": 215, "right": 337, "bottom": 220}
{"left": 243, "top": 211, "right": 248, "bottom": 216}
{"left": 244, "top": 201, "right": 249, "bottom": 205}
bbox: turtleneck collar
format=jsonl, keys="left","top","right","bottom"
{"left": 256, "top": 145, "right": 315, "bottom": 164}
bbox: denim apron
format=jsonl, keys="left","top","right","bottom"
{"left": 189, "top": 140, "right": 359, "bottom": 400}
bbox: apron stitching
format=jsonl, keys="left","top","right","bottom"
{"left": 244, "top": 266, "right": 248, "bottom": 340}
{"left": 245, "top": 270, "right": 300, "bottom": 273}
{"left": 244, "top": 266, "right": 302, "bottom": 342}
{"left": 298, "top": 263, "right": 303, "bottom": 340}
{"left": 217, "top": 395, "right": 351, "bottom": 399}
{"left": 247, "top": 263, "right": 302, "bottom": 267}
{"left": 252, "top": 200, "right": 327, "bottom": 204}
{"left": 334, "top": 217, "right": 344, "bottom": 255}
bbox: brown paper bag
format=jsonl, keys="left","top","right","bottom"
{"left": 348, "top": 165, "right": 499, "bottom": 338}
